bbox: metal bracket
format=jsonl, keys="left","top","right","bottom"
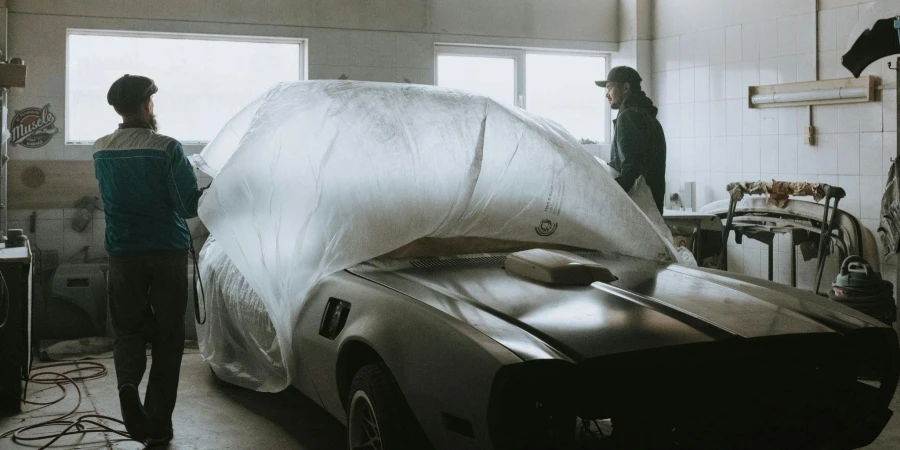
{"left": 890, "top": 18, "right": 900, "bottom": 70}
{"left": 895, "top": 17, "right": 900, "bottom": 44}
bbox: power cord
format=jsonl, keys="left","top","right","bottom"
{"left": 1, "top": 209, "right": 206, "bottom": 445}
{"left": 0, "top": 361, "right": 139, "bottom": 449}
{"left": 190, "top": 240, "right": 206, "bottom": 325}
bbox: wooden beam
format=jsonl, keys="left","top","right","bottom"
{"left": 7, "top": 160, "right": 99, "bottom": 209}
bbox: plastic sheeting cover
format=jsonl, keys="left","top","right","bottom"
{"left": 193, "top": 81, "right": 679, "bottom": 391}
{"left": 199, "top": 236, "right": 282, "bottom": 391}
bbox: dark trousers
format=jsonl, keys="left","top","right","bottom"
{"left": 108, "top": 251, "right": 188, "bottom": 434}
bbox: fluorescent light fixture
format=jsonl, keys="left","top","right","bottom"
{"left": 748, "top": 76, "right": 875, "bottom": 108}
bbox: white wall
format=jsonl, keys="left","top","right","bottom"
{"left": 650, "top": 0, "right": 897, "bottom": 288}
{"left": 614, "top": 0, "right": 654, "bottom": 163}
{"left": 619, "top": 0, "right": 652, "bottom": 41}
{"left": 11, "top": 0, "right": 620, "bottom": 42}
{"left": 6, "top": 0, "right": 619, "bottom": 262}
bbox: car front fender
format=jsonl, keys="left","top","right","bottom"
{"left": 295, "top": 271, "right": 522, "bottom": 450}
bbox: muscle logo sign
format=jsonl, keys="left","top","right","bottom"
{"left": 10, "top": 104, "right": 59, "bottom": 148}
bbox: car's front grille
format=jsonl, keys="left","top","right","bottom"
{"left": 409, "top": 255, "right": 507, "bottom": 269}
{"left": 490, "top": 330, "right": 898, "bottom": 450}
{"left": 574, "top": 251, "right": 606, "bottom": 261}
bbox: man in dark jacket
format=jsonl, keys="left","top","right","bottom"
{"left": 596, "top": 66, "right": 667, "bottom": 213}
{"left": 93, "top": 74, "right": 203, "bottom": 445}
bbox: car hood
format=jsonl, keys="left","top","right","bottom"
{"left": 348, "top": 252, "right": 886, "bottom": 363}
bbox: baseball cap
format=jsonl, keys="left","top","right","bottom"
{"left": 595, "top": 66, "right": 642, "bottom": 88}
{"left": 107, "top": 74, "right": 158, "bottom": 109}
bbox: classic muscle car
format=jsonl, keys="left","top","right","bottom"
{"left": 200, "top": 236, "right": 900, "bottom": 450}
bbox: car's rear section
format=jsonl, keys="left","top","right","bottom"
{"left": 490, "top": 327, "right": 899, "bottom": 449}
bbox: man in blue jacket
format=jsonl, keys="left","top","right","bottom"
{"left": 94, "top": 74, "right": 203, "bottom": 445}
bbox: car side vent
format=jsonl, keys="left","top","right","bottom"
{"left": 319, "top": 298, "right": 351, "bottom": 340}
{"left": 442, "top": 412, "right": 476, "bottom": 439}
{"left": 410, "top": 255, "right": 507, "bottom": 269}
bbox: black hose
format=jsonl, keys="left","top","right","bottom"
{"left": 190, "top": 240, "right": 206, "bottom": 325}
{"left": 0, "top": 360, "right": 141, "bottom": 449}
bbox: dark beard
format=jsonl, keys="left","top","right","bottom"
{"left": 148, "top": 113, "right": 158, "bottom": 131}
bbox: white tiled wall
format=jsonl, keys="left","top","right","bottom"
{"left": 7, "top": 11, "right": 615, "bottom": 262}
{"left": 7, "top": 194, "right": 211, "bottom": 264}
{"left": 651, "top": 1, "right": 898, "bottom": 286}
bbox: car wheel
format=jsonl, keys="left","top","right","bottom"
{"left": 347, "top": 363, "right": 425, "bottom": 450}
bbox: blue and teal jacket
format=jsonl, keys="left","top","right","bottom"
{"left": 93, "top": 125, "right": 202, "bottom": 255}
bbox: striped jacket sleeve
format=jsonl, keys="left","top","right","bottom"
{"left": 166, "top": 140, "right": 201, "bottom": 219}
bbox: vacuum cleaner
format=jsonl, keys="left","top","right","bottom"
{"left": 828, "top": 256, "right": 896, "bottom": 325}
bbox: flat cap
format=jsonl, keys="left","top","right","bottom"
{"left": 107, "top": 74, "right": 158, "bottom": 109}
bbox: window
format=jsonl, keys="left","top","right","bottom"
{"left": 437, "top": 52, "right": 517, "bottom": 106}
{"left": 435, "top": 45, "right": 608, "bottom": 143}
{"left": 66, "top": 30, "right": 305, "bottom": 144}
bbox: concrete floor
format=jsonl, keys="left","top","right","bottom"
{"left": 0, "top": 350, "right": 345, "bottom": 449}
{"left": 1, "top": 348, "right": 900, "bottom": 449}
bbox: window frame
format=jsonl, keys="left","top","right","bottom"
{"left": 434, "top": 43, "right": 611, "bottom": 143}
{"left": 65, "top": 28, "right": 308, "bottom": 145}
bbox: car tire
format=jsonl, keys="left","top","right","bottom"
{"left": 347, "top": 363, "right": 428, "bottom": 450}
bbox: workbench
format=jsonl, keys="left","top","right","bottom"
{"left": 662, "top": 210, "right": 724, "bottom": 261}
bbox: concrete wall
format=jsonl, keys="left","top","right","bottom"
{"left": 6, "top": 0, "right": 619, "bottom": 263}
{"left": 615, "top": 0, "right": 653, "bottom": 92}
{"left": 11, "top": 0, "right": 620, "bottom": 42}
{"left": 619, "top": 0, "right": 652, "bottom": 41}
{"left": 649, "top": 0, "right": 897, "bottom": 288}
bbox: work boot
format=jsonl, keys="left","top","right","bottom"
{"left": 118, "top": 384, "right": 150, "bottom": 442}
{"left": 146, "top": 422, "right": 174, "bottom": 447}
{"left": 146, "top": 431, "right": 173, "bottom": 447}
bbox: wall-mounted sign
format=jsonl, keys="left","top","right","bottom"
{"left": 10, "top": 104, "right": 58, "bottom": 148}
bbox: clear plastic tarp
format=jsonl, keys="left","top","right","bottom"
{"left": 198, "top": 236, "right": 283, "bottom": 390}
{"left": 193, "top": 81, "right": 679, "bottom": 391}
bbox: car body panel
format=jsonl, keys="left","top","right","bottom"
{"left": 293, "top": 271, "right": 520, "bottom": 448}
{"left": 349, "top": 252, "right": 882, "bottom": 364}
{"left": 666, "top": 264, "right": 883, "bottom": 332}
{"left": 699, "top": 197, "right": 880, "bottom": 272}
{"left": 209, "top": 246, "right": 897, "bottom": 450}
